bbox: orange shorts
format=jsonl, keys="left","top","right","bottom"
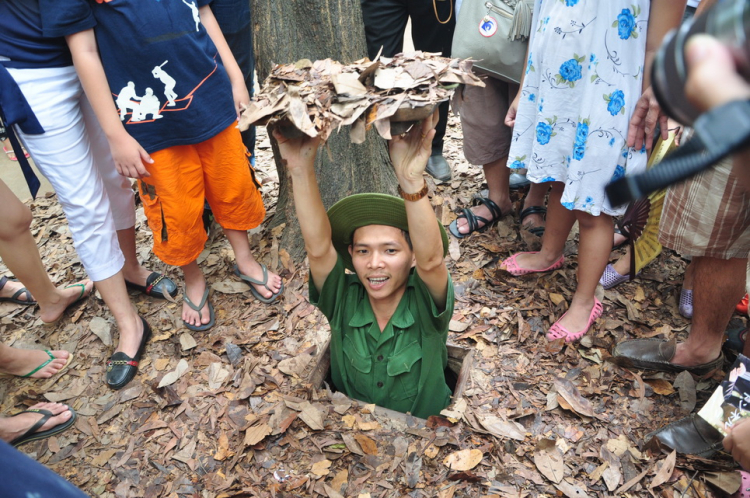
{"left": 139, "top": 123, "right": 265, "bottom": 266}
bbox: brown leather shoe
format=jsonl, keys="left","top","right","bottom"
{"left": 611, "top": 337, "right": 725, "bottom": 377}
{"left": 645, "top": 413, "right": 724, "bottom": 458}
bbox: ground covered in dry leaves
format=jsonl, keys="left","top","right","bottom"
{"left": 1, "top": 115, "right": 746, "bottom": 498}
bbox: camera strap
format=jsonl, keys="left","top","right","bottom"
{"left": 607, "top": 100, "right": 750, "bottom": 206}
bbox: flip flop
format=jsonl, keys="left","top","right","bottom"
{"left": 9, "top": 405, "right": 77, "bottom": 447}
{"left": 183, "top": 286, "right": 215, "bottom": 331}
{"left": 518, "top": 205, "right": 546, "bottom": 237}
{"left": 449, "top": 197, "right": 504, "bottom": 239}
{"left": 0, "top": 276, "right": 36, "bottom": 306}
{"left": 234, "top": 264, "right": 284, "bottom": 304}
{"left": 20, "top": 350, "right": 73, "bottom": 378}
{"left": 42, "top": 281, "right": 93, "bottom": 326}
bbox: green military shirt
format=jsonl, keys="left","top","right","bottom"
{"left": 309, "top": 256, "right": 454, "bottom": 419}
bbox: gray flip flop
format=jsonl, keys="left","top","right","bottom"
{"left": 183, "top": 286, "right": 215, "bottom": 331}
{"left": 234, "top": 264, "right": 284, "bottom": 304}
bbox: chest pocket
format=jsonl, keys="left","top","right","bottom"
{"left": 342, "top": 335, "right": 372, "bottom": 397}
{"left": 387, "top": 340, "right": 422, "bottom": 401}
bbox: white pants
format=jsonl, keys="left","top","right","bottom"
{"left": 8, "top": 66, "right": 133, "bottom": 281}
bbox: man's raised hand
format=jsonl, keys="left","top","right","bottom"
{"left": 272, "top": 127, "right": 321, "bottom": 173}
{"left": 389, "top": 109, "right": 438, "bottom": 191}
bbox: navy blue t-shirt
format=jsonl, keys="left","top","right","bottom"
{"left": 0, "top": 0, "right": 94, "bottom": 68}
{"left": 50, "top": 0, "right": 237, "bottom": 154}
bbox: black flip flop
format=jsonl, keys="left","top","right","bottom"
{"left": 0, "top": 276, "right": 36, "bottom": 306}
{"left": 10, "top": 405, "right": 77, "bottom": 447}
{"left": 519, "top": 205, "right": 546, "bottom": 237}
{"left": 448, "top": 197, "right": 504, "bottom": 239}
{"left": 234, "top": 264, "right": 284, "bottom": 304}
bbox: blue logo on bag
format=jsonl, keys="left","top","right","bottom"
{"left": 479, "top": 16, "right": 498, "bottom": 37}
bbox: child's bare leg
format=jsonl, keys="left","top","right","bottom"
{"left": 514, "top": 182, "right": 575, "bottom": 269}
{"left": 557, "top": 211, "right": 613, "bottom": 332}
{"left": 225, "top": 229, "right": 282, "bottom": 299}
{"left": 95, "top": 273, "right": 144, "bottom": 356}
{"left": 181, "top": 261, "right": 211, "bottom": 327}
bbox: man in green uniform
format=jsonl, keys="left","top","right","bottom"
{"left": 275, "top": 111, "right": 453, "bottom": 418}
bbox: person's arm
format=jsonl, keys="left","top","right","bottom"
{"left": 684, "top": 34, "right": 750, "bottom": 191}
{"left": 199, "top": 5, "right": 249, "bottom": 119}
{"left": 627, "top": 0, "right": 687, "bottom": 152}
{"left": 273, "top": 132, "right": 338, "bottom": 293}
{"left": 66, "top": 29, "right": 152, "bottom": 179}
{"left": 389, "top": 110, "right": 449, "bottom": 308}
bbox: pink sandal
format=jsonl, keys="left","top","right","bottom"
{"left": 3, "top": 146, "right": 30, "bottom": 161}
{"left": 546, "top": 298, "right": 603, "bottom": 343}
{"left": 501, "top": 252, "right": 564, "bottom": 276}
{"left": 734, "top": 471, "right": 750, "bottom": 498}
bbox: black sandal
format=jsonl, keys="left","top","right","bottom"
{"left": 449, "top": 197, "right": 504, "bottom": 239}
{"left": 0, "top": 275, "right": 36, "bottom": 306}
{"left": 519, "top": 205, "right": 546, "bottom": 237}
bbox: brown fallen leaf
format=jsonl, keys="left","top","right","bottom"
{"left": 443, "top": 449, "right": 483, "bottom": 471}
{"left": 244, "top": 422, "right": 272, "bottom": 446}
{"left": 354, "top": 434, "right": 378, "bottom": 456}
{"left": 554, "top": 377, "right": 601, "bottom": 420}
{"left": 649, "top": 450, "right": 676, "bottom": 489}
{"left": 646, "top": 378, "right": 675, "bottom": 395}
{"left": 533, "top": 445, "right": 565, "bottom": 484}
{"left": 311, "top": 459, "right": 332, "bottom": 477}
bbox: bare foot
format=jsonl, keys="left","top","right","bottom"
{"left": 0, "top": 346, "right": 70, "bottom": 378}
{"left": 39, "top": 280, "right": 94, "bottom": 324}
{"left": 0, "top": 402, "right": 72, "bottom": 443}
{"left": 0, "top": 279, "right": 35, "bottom": 304}
{"left": 671, "top": 341, "right": 722, "bottom": 367}
{"left": 114, "top": 312, "right": 145, "bottom": 357}
{"left": 182, "top": 277, "right": 212, "bottom": 328}
{"left": 236, "top": 259, "right": 282, "bottom": 300}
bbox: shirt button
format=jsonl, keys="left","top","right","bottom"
{"left": 377, "top": 355, "right": 384, "bottom": 361}
{"left": 377, "top": 381, "right": 384, "bottom": 388}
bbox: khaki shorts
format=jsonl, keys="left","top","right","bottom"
{"left": 453, "top": 75, "right": 518, "bottom": 166}
{"left": 659, "top": 156, "right": 750, "bottom": 259}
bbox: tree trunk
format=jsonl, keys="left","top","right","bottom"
{"left": 253, "top": 0, "right": 395, "bottom": 261}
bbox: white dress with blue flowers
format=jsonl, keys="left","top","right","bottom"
{"left": 507, "top": 0, "right": 650, "bottom": 216}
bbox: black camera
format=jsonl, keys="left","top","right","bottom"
{"left": 653, "top": 0, "right": 750, "bottom": 126}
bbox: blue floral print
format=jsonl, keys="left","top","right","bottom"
{"left": 562, "top": 201, "right": 575, "bottom": 210}
{"left": 611, "top": 165, "right": 625, "bottom": 181}
{"left": 615, "top": 7, "right": 638, "bottom": 40}
{"left": 573, "top": 120, "right": 589, "bottom": 160}
{"left": 605, "top": 89, "right": 626, "bottom": 115}
{"left": 536, "top": 122, "right": 553, "bottom": 145}
{"left": 529, "top": 93, "right": 536, "bottom": 102}
{"left": 510, "top": 157, "right": 526, "bottom": 169}
{"left": 559, "top": 58, "right": 582, "bottom": 82}
{"left": 561, "top": 0, "right": 579, "bottom": 6}
{"left": 541, "top": 176, "right": 556, "bottom": 182}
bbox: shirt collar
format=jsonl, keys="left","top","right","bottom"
{"left": 348, "top": 276, "right": 416, "bottom": 329}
